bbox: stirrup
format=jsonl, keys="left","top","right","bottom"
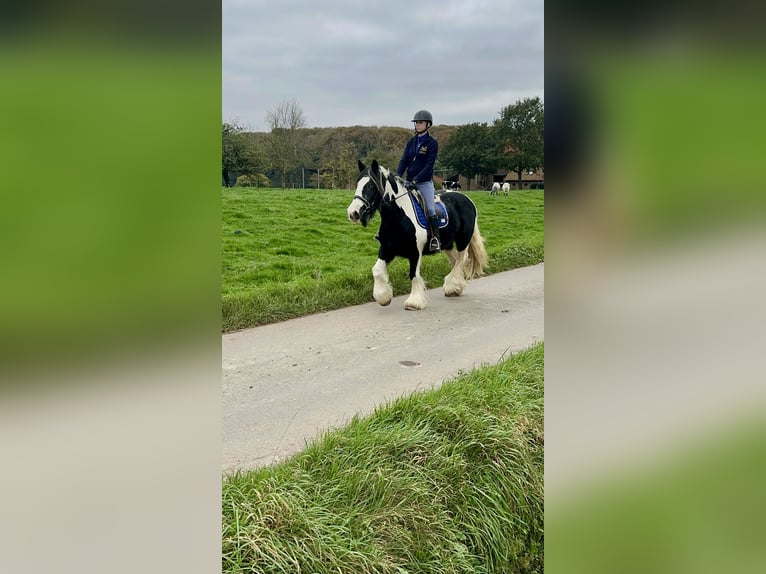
{"left": 429, "top": 237, "right": 441, "bottom": 252}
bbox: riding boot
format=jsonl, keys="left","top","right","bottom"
{"left": 428, "top": 215, "right": 441, "bottom": 252}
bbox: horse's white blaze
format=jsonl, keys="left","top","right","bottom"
{"left": 347, "top": 176, "right": 370, "bottom": 221}
{"left": 372, "top": 258, "right": 393, "bottom": 306}
{"left": 404, "top": 275, "right": 428, "bottom": 310}
{"left": 347, "top": 199, "right": 363, "bottom": 221}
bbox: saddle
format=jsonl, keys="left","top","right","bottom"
{"left": 408, "top": 188, "right": 448, "bottom": 229}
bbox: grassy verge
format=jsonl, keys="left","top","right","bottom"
{"left": 222, "top": 343, "right": 544, "bottom": 574}
{"left": 222, "top": 188, "right": 543, "bottom": 331}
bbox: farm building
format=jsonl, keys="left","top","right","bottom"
{"left": 501, "top": 169, "right": 544, "bottom": 190}
{"left": 439, "top": 169, "right": 544, "bottom": 191}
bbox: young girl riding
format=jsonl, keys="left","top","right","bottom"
{"left": 397, "top": 109, "right": 441, "bottom": 252}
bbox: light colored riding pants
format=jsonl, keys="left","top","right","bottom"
{"left": 415, "top": 180, "right": 436, "bottom": 217}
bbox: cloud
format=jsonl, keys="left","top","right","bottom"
{"left": 222, "top": 0, "right": 544, "bottom": 129}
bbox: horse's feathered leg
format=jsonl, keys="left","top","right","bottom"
{"left": 404, "top": 255, "right": 428, "bottom": 310}
{"left": 372, "top": 258, "right": 393, "bottom": 306}
{"left": 443, "top": 248, "right": 468, "bottom": 296}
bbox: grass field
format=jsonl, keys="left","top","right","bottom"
{"left": 222, "top": 187, "right": 543, "bottom": 331}
{"left": 223, "top": 343, "right": 544, "bottom": 574}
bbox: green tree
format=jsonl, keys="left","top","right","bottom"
{"left": 222, "top": 121, "right": 267, "bottom": 187}
{"left": 440, "top": 122, "right": 496, "bottom": 190}
{"left": 265, "top": 99, "right": 306, "bottom": 188}
{"left": 222, "top": 121, "right": 246, "bottom": 187}
{"left": 493, "top": 97, "right": 544, "bottom": 188}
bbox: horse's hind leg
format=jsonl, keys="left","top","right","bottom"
{"left": 404, "top": 256, "right": 428, "bottom": 310}
{"left": 443, "top": 248, "right": 468, "bottom": 297}
{"left": 372, "top": 258, "right": 393, "bottom": 306}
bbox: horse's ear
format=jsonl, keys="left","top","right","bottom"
{"left": 358, "top": 160, "right": 366, "bottom": 172}
{"left": 371, "top": 159, "right": 379, "bottom": 174}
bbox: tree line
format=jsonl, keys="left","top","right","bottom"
{"left": 223, "top": 97, "right": 543, "bottom": 190}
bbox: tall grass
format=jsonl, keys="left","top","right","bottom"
{"left": 222, "top": 188, "right": 544, "bottom": 331}
{"left": 222, "top": 343, "right": 544, "bottom": 574}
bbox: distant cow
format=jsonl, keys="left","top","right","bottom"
{"left": 502, "top": 182, "right": 510, "bottom": 195}
{"left": 490, "top": 182, "right": 501, "bottom": 195}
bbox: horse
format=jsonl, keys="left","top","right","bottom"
{"left": 502, "top": 182, "right": 511, "bottom": 195}
{"left": 490, "top": 182, "right": 501, "bottom": 195}
{"left": 347, "top": 159, "right": 488, "bottom": 310}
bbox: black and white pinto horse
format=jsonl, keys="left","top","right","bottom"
{"left": 347, "top": 160, "right": 488, "bottom": 310}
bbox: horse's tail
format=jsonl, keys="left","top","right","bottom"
{"left": 465, "top": 219, "right": 489, "bottom": 279}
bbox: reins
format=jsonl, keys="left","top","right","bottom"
{"left": 355, "top": 170, "right": 409, "bottom": 215}
{"left": 378, "top": 172, "right": 410, "bottom": 207}
{"left": 381, "top": 181, "right": 410, "bottom": 206}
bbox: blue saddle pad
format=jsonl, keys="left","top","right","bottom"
{"left": 409, "top": 194, "right": 448, "bottom": 229}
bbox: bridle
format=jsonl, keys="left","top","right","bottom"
{"left": 353, "top": 170, "right": 410, "bottom": 218}
{"left": 352, "top": 178, "right": 380, "bottom": 220}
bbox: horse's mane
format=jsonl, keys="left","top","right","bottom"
{"left": 367, "top": 163, "right": 403, "bottom": 199}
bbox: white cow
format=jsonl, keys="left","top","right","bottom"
{"left": 502, "top": 182, "right": 510, "bottom": 195}
{"left": 490, "top": 182, "right": 501, "bottom": 195}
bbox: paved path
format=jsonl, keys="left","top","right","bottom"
{"left": 222, "top": 263, "right": 544, "bottom": 473}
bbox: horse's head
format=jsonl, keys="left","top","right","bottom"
{"left": 347, "top": 159, "right": 388, "bottom": 227}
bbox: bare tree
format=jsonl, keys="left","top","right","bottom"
{"left": 265, "top": 99, "right": 306, "bottom": 188}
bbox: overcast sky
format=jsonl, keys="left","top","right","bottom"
{"left": 223, "top": 0, "right": 543, "bottom": 131}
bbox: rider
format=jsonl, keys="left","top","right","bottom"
{"left": 397, "top": 109, "right": 440, "bottom": 252}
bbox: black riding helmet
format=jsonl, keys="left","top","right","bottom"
{"left": 411, "top": 109, "right": 433, "bottom": 128}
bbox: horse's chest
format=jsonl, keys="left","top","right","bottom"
{"left": 378, "top": 216, "right": 418, "bottom": 253}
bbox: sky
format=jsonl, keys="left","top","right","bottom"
{"left": 222, "top": 0, "right": 544, "bottom": 131}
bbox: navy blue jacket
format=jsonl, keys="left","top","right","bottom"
{"left": 397, "top": 131, "right": 438, "bottom": 183}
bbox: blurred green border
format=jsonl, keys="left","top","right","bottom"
{"left": 0, "top": 38, "right": 221, "bottom": 374}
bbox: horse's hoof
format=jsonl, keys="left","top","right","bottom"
{"left": 375, "top": 294, "right": 393, "bottom": 306}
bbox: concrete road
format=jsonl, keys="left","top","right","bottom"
{"left": 222, "top": 263, "right": 544, "bottom": 473}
